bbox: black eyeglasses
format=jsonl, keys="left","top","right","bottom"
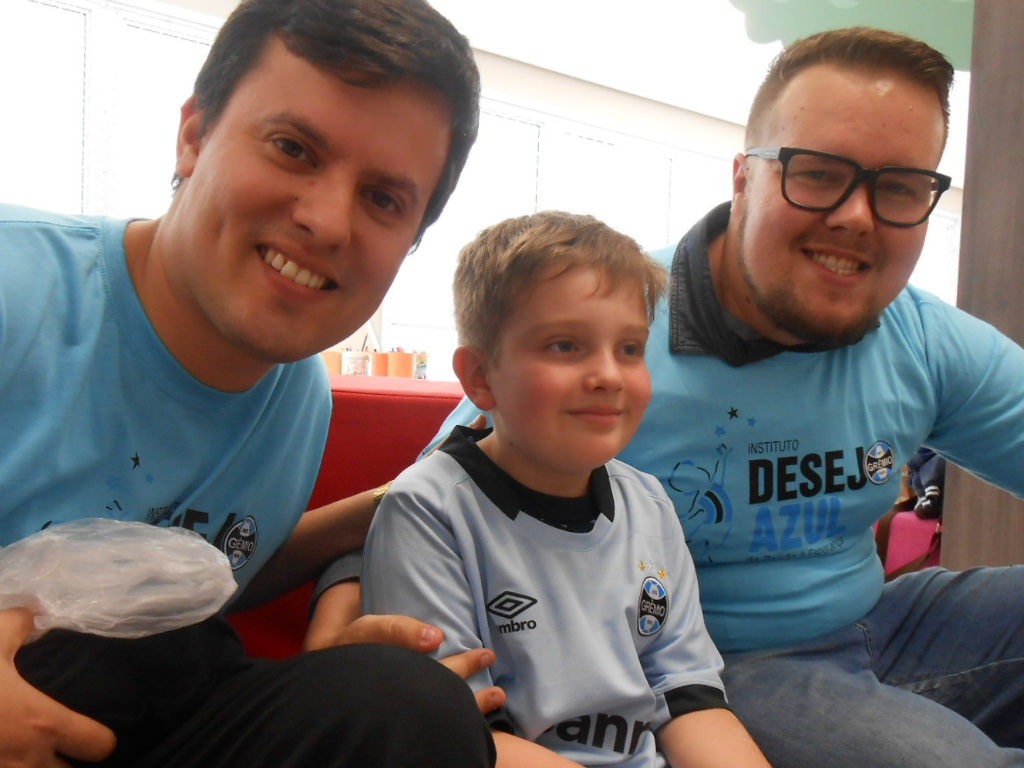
{"left": 745, "top": 147, "right": 952, "bottom": 228}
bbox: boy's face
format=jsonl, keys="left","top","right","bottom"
{"left": 479, "top": 266, "right": 653, "bottom": 497}
{"left": 151, "top": 38, "right": 452, "bottom": 389}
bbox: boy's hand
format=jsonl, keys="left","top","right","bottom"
{"left": 437, "top": 647, "right": 507, "bottom": 715}
{"left": 0, "top": 607, "right": 117, "bottom": 767}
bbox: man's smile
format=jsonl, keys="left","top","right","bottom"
{"left": 806, "top": 250, "right": 867, "bottom": 277}
{"left": 261, "top": 246, "right": 332, "bottom": 290}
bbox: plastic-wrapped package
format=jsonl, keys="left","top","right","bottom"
{"left": 0, "top": 518, "right": 237, "bottom": 642}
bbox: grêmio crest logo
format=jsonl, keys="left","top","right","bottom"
{"left": 637, "top": 577, "right": 668, "bottom": 636}
{"left": 221, "top": 515, "right": 258, "bottom": 570}
{"left": 863, "top": 441, "right": 896, "bottom": 485}
{"left": 487, "top": 590, "right": 538, "bottom": 634}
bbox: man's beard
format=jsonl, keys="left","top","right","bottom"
{"left": 735, "top": 215, "right": 880, "bottom": 348}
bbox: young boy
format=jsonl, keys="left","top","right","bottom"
{"left": 359, "top": 211, "right": 771, "bottom": 767}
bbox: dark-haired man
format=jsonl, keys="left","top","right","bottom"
{"left": 0, "top": 1, "right": 498, "bottom": 766}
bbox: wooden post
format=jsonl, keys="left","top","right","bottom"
{"left": 942, "top": 0, "right": 1024, "bottom": 568}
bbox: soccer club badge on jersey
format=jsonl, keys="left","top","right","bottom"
{"left": 221, "top": 515, "right": 259, "bottom": 570}
{"left": 636, "top": 573, "right": 669, "bottom": 636}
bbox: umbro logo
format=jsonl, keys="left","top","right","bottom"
{"left": 487, "top": 590, "right": 538, "bottom": 633}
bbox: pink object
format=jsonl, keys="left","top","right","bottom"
{"left": 885, "top": 511, "right": 941, "bottom": 576}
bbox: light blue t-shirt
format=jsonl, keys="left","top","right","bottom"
{"left": 425, "top": 204, "right": 1024, "bottom": 652}
{"left": 0, "top": 204, "right": 332, "bottom": 591}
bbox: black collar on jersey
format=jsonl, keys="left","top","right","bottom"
{"left": 668, "top": 201, "right": 872, "bottom": 367}
{"left": 438, "top": 425, "right": 615, "bottom": 529}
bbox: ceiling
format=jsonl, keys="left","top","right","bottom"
{"left": 733, "top": 0, "right": 974, "bottom": 71}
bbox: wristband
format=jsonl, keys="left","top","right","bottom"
{"left": 372, "top": 481, "right": 393, "bottom": 509}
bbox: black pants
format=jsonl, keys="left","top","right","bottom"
{"left": 16, "top": 616, "right": 496, "bottom": 767}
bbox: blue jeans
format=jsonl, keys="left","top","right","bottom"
{"left": 722, "top": 566, "right": 1024, "bottom": 767}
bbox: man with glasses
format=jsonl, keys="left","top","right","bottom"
{"left": 411, "top": 25, "right": 1024, "bottom": 768}
{"left": 624, "top": 26, "right": 1024, "bottom": 768}
{"left": 633, "top": 24, "right": 1024, "bottom": 767}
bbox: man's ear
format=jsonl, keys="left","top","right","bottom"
{"left": 175, "top": 95, "right": 204, "bottom": 180}
{"left": 452, "top": 346, "right": 497, "bottom": 412}
{"left": 732, "top": 151, "right": 748, "bottom": 200}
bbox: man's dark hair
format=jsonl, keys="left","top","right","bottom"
{"left": 178, "top": 0, "right": 480, "bottom": 240}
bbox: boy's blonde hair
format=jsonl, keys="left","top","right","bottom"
{"left": 454, "top": 211, "right": 668, "bottom": 356}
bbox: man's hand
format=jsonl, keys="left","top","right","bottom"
{"left": 0, "top": 608, "right": 117, "bottom": 767}
{"left": 305, "top": 600, "right": 506, "bottom": 714}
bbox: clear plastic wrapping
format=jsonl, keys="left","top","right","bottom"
{"left": 0, "top": 518, "right": 237, "bottom": 641}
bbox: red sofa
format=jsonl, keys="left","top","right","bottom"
{"left": 228, "top": 374, "right": 464, "bottom": 659}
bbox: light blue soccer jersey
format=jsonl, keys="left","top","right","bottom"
{"left": 364, "top": 429, "right": 725, "bottom": 767}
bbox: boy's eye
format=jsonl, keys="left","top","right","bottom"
{"left": 549, "top": 340, "right": 576, "bottom": 353}
{"left": 621, "top": 342, "right": 646, "bottom": 358}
